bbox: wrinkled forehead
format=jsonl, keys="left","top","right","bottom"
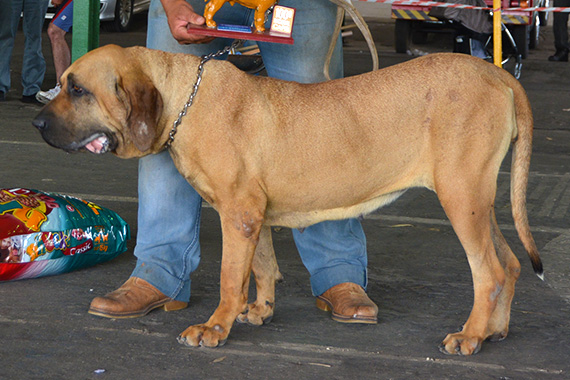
{"left": 62, "top": 45, "right": 126, "bottom": 84}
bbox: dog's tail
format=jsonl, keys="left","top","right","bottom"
{"left": 510, "top": 81, "right": 544, "bottom": 280}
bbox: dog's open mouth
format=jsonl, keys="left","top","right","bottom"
{"left": 80, "top": 133, "right": 116, "bottom": 154}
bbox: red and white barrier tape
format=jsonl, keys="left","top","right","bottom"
{"left": 357, "top": 0, "right": 570, "bottom": 12}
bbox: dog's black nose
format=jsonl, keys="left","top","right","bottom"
{"left": 32, "top": 116, "right": 48, "bottom": 131}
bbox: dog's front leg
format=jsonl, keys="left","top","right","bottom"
{"left": 252, "top": 7, "right": 270, "bottom": 33}
{"left": 177, "top": 209, "right": 264, "bottom": 348}
{"left": 237, "top": 225, "right": 283, "bottom": 326}
{"left": 203, "top": 0, "right": 225, "bottom": 29}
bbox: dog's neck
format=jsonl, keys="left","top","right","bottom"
{"left": 133, "top": 48, "right": 207, "bottom": 152}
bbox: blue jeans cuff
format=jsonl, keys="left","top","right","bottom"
{"left": 310, "top": 264, "right": 368, "bottom": 297}
{"left": 131, "top": 262, "right": 191, "bottom": 302}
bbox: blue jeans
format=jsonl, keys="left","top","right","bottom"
{"left": 0, "top": 0, "right": 49, "bottom": 96}
{"left": 132, "top": 0, "right": 368, "bottom": 301}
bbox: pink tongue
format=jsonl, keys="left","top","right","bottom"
{"left": 85, "top": 136, "right": 107, "bottom": 154}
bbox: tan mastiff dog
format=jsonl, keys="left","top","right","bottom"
{"left": 33, "top": 45, "right": 543, "bottom": 356}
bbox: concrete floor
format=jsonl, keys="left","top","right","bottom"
{"left": 1, "top": 13, "right": 570, "bottom": 380}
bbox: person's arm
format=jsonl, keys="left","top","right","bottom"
{"left": 160, "top": 0, "right": 214, "bottom": 44}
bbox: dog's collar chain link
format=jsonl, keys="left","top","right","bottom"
{"left": 165, "top": 40, "right": 243, "bottom": 150}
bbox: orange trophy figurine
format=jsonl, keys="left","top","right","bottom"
{"left": 204, "top": 0, "right": 277, "bottom": 33}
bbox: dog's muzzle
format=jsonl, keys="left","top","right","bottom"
{"left": 33, "top": 113, "right": 117, "bottom": 154}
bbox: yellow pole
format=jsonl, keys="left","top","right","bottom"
{"left": 493, "top": 0, "right": 502, "bottom": 67}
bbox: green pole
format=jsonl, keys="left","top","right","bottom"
{"left": 71, "top": 0, "right": 100, "bottom": 62}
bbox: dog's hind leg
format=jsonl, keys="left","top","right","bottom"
{"left": 237, "top": 225, "right": 283, "bottom": 326}
{"left": 486, "top": 209, "right": 521, "bottom": 342}
{"left": 252, "top": 5, "right": 272, "bottom": 33}
{"left": 436, "top": 171, "right": 507, "bottom": 355}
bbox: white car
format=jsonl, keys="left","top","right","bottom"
{"left": 46, "top": 0, "right": 150, "bottom": 32}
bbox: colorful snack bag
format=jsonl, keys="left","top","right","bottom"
{"left": 0, "top": 188, "right": 130, "bottom": 281}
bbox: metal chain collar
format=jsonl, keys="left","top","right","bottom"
{"left": 165, "top": 39, "right": 242, "bottom": 149}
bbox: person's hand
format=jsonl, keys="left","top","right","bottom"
{"left": 160, "top": 0, "right": 215, "bottom": 44}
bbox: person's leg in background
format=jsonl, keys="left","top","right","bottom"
{"left": 36, "top": 0, "right": 73, "bottom": 104}
{"left": 20, "top": 0, "right": 49, "bottom": 103}
{"left": 0, "top": 0, "right": 15, "bottom": 100}
{"left": 549, "top": 0, "right": 570, "bottom": 61}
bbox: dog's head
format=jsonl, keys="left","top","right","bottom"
{"left": 32, "top": 45, "right": 164, "bottom": 158}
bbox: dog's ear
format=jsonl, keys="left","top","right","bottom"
{"left": 116, "top": 70, "right": 163, "bottom": 152}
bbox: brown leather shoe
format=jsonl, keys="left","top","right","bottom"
{"left": 316, "top": 282, "right": 378, "bottom": 324}
{"left": 88, "top": 277, "right": 188, "bottom": 319}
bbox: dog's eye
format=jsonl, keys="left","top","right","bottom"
{"left": 72, "top": 85, "right": 84, "bottom": 95}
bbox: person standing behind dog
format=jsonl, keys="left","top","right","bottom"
{"left": 36, "top": 0, "right": 72, "bottom": 103}
{"left": 0, "top": 0, "right": 49, "bottom": 103}
{"left": 88, "top": 0, "right": 379, "bottom": 325}
{"left": 549, "top": 0, "right": 570, "bottom": 61}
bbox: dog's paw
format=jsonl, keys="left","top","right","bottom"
{"left": 487, "top": 331, "right": 508, "bottom": 342}
{"left": 205, "top": 19, "right": 217, "bottom": 29}
{"left": 440, "top": 333, "right": 483, "bottom": 355}
{"left": 236, "top": 300, "right": 274, "bottom": 326}
{"left": 177, "top": 323, "right": 228, "bottom": 348}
